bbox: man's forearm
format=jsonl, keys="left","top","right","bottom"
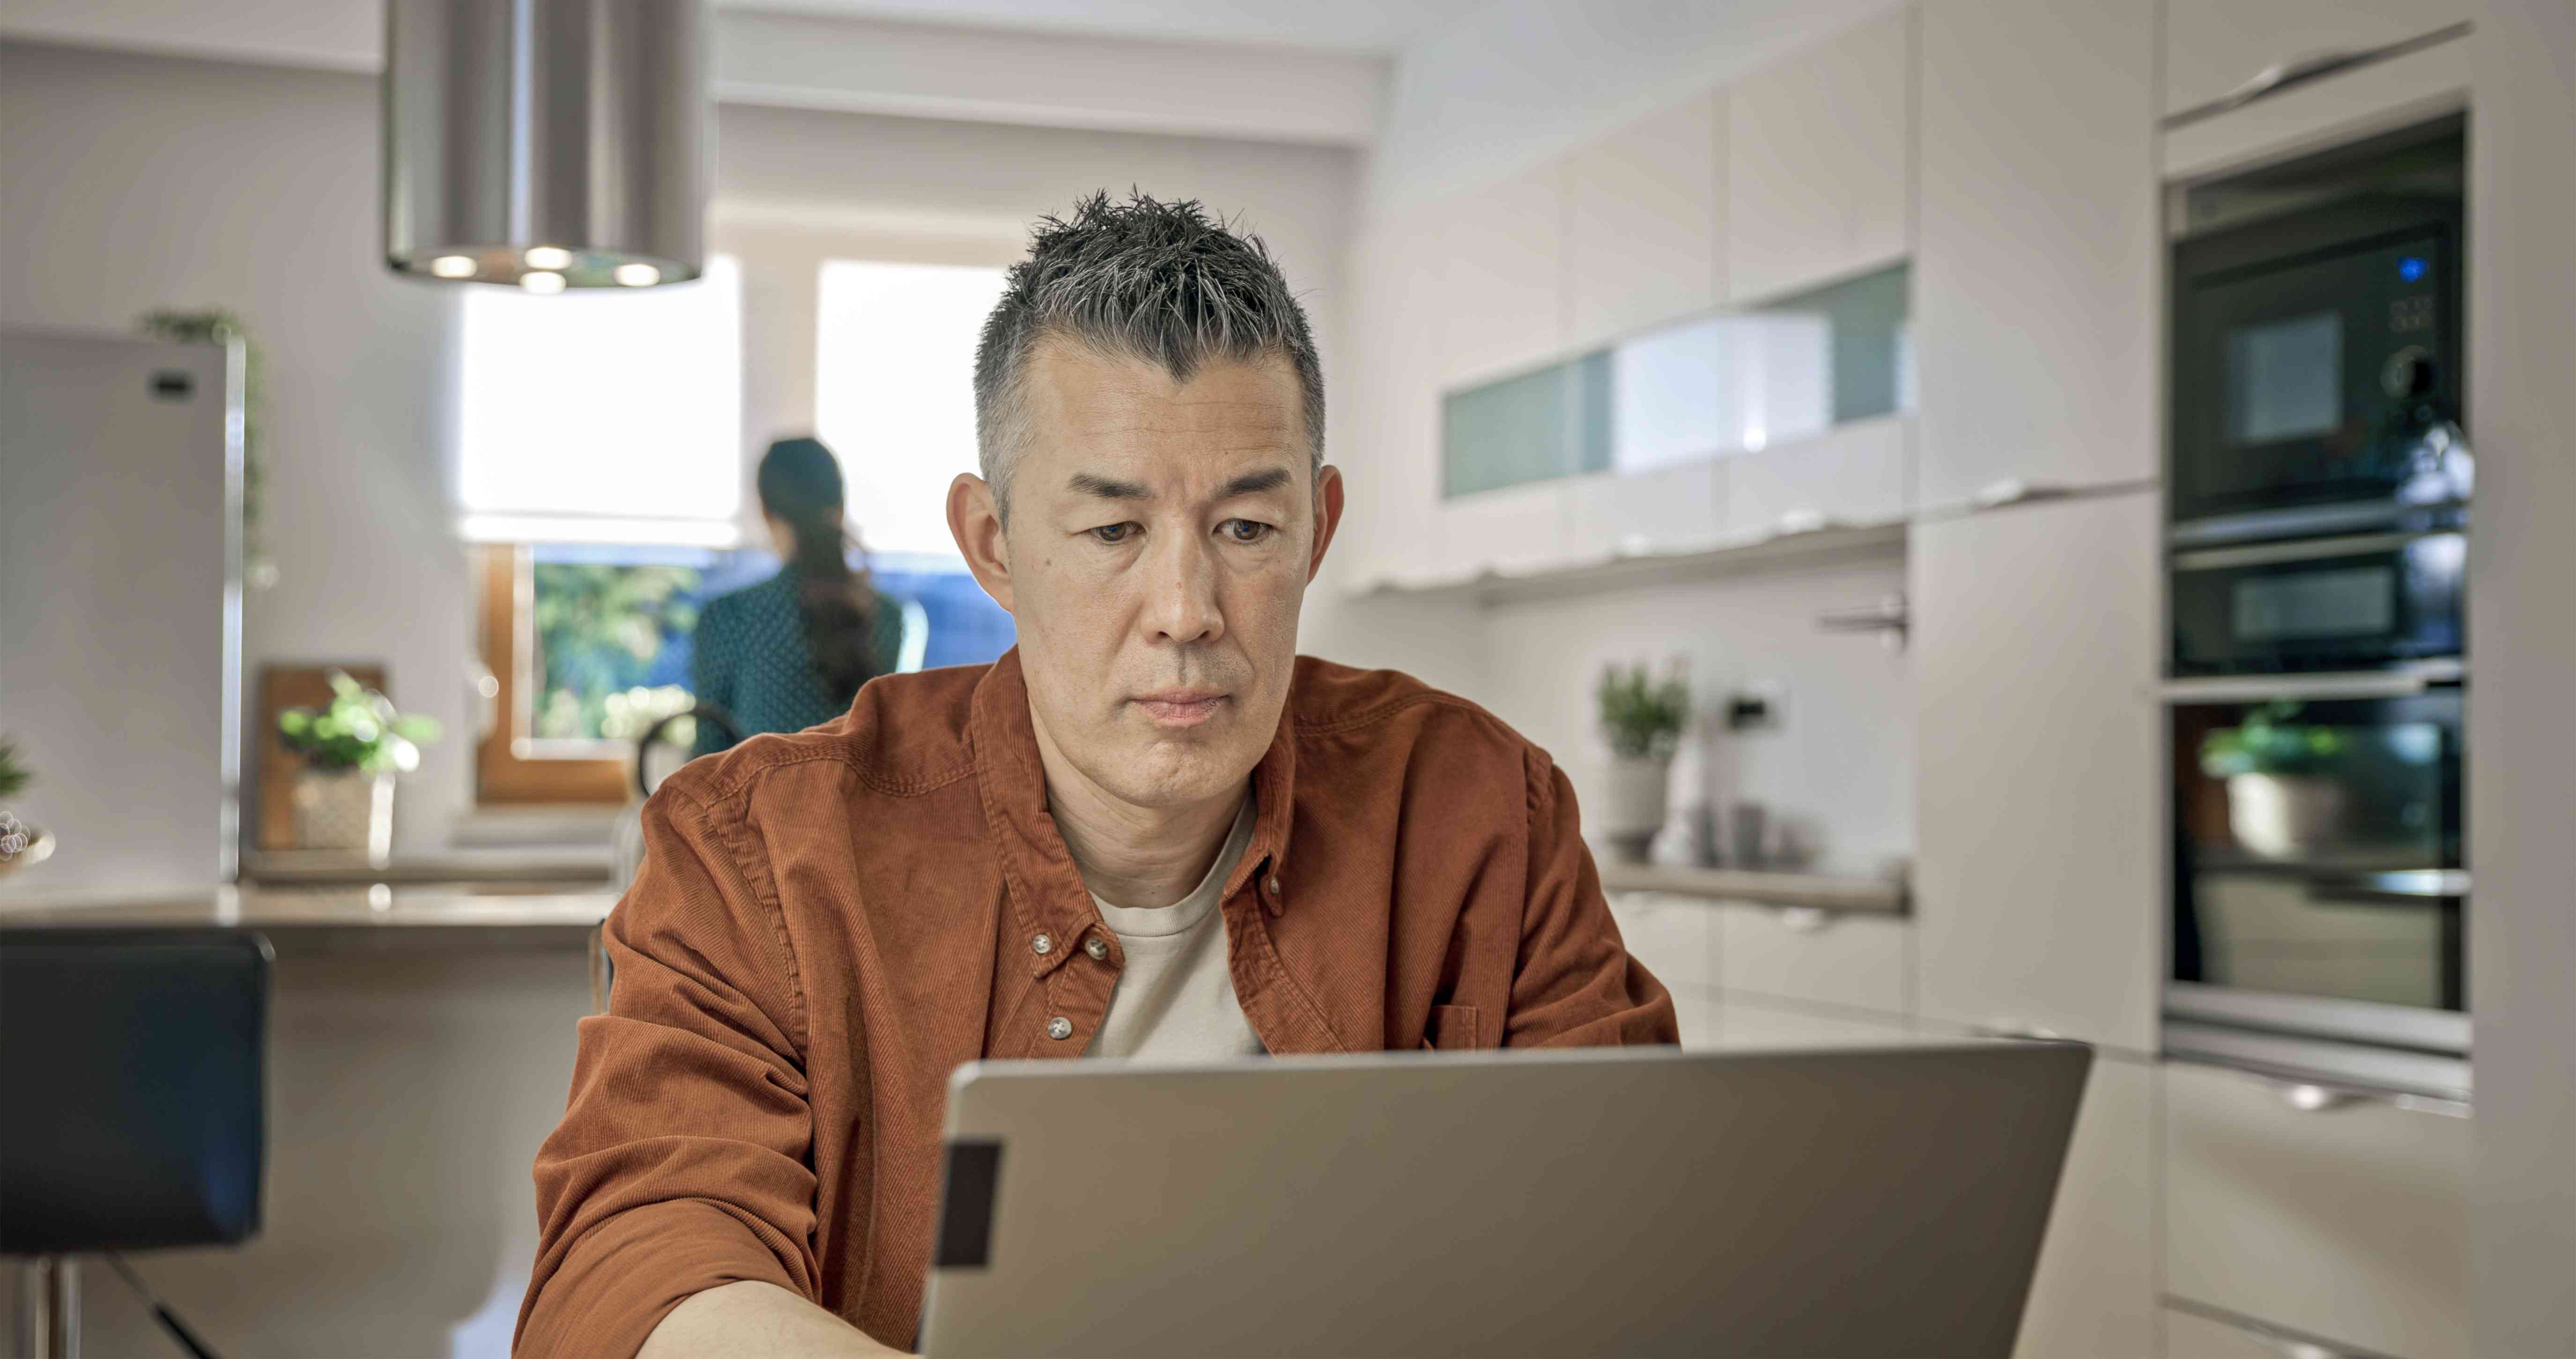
{"left": 638, "top": 1281, "right": 907, "bottom": 1359}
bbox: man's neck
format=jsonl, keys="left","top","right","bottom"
{"left": 1030, "top": 726, "right": 1245, "bottom": 912}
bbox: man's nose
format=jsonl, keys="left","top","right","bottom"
{"left": 1140, "top": 528, "right": 1225, "bottom": 646}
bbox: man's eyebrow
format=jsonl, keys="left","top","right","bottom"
{"left": 1217, "top": 466, "right": 1294, "bottom": 499}
{"left": 1066, "top": 472, "right": 1150, "bottom": 500}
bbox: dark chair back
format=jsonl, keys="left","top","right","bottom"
{"left": 0, "top": 928, "right": 270, "bottom": 1253}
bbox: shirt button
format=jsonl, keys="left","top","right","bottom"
{"left": 1084, "top": 936, "right": 1109, "bottom": 961}
{"left": 1046, "top": 1016, "right": 1074, "bottom": 1041}
{"left": 1031, "top": 932, "right": 1053, "bottom": 956}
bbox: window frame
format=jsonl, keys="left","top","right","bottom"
{"left": 474, "top": 544, "right": 631, "bottom": 805}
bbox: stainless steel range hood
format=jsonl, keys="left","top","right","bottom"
{"left": 384, "top": 0, "right": 706, "bottom": 291}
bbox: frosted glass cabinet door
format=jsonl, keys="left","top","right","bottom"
{"left": 1565, "top": 92, "right": 1722, "bottom": 349}
{"left": 1911, "top": 489, "right": 2161, "bottom": 1053}
{"left": 1915, "top": 0, "right": 2158, "bottom": 508}
{"left": 1725, "top": 8, "right": 1910, "bottom": 303}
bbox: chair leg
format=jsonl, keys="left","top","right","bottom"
{"left": 15, "top": 1256, "right": 78, "bottom": 1359}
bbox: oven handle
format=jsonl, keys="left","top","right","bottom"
{"left": 2170, "top": 529, "right": 2452, "bottom": 573}
{"left": 2156, "top": 659, "right": 2464, "bottom": 703}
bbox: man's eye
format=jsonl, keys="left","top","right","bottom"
{"left": 1089, "top": 523, "right": 1138, "bottom": 545}
{"left": 1220, "top": 519, "right": 1273, "bottom": 544}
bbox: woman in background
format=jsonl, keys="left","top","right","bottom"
{"left": 691, "top": 437, "right": 906, "bottom": 755}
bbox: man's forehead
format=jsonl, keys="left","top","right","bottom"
{"left": 1022, "top": 339, "right": 1303, "bottom": 438}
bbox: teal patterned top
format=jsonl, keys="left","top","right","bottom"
{"left": 690, "top": 569, "right": 904, "bottom": 756}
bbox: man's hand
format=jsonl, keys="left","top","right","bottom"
{"left": 638, "top": 1281, "right": 910, "bottom": 1359}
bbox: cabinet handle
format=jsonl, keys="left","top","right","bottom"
{"left": 2201, "top": 1064, "right": 2473, "bottom": 1119}
{"left": 1777, "top": 906, "right": 1832, "bottom": 934}
{"left": 2165, "top": 21, "right": 2475, "bottom": 129}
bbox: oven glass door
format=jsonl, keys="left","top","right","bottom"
{"left": 2171, "top": 528, "right": 2465, "bottom": 674}
{"left": 2173, "top": 225, "right": 2457, "bottom": 523}
{"left": 2171, "top": 691, "right": 2464, "bottom": 1013}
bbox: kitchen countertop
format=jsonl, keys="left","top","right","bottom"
{"left": 243, "top": 845, "right": 615, "bottom": 887}
{"left": 0, "top": 883, "right": 617, "bottom": 956}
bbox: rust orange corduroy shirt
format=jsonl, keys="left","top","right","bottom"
{"left": 515, "top": 649, "right": 1678, "bottom": 1358}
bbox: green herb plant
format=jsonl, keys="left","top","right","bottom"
{"left": 0, "top": 736, "right": 31, "bottom": 804}
{"left": 280, "top": 672, "right": 444, "bottom": 775}
{"left": 1597, "top": 660, "right": 1691, "bottom": 761}
{"left": 2199, "top": 701, "right": 2346, "bottom": 779}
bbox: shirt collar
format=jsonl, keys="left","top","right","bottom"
{"left": 968, "top": 649, "right": 1301, "bottom": 980}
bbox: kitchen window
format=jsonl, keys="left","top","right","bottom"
{"left": 465, "top": 253, "right": 1014, "bottom": 803}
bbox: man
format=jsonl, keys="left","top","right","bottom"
{"left": 516, "top": 192, "right": 1678, "bottom": 1359}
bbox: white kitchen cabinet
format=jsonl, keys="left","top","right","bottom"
{"left": 1715, "top": 903, "right": 1907, "bottom": 1019}
{"left": 2161, "top": 33, "right": 2469, "bottom": 184}
{"left": 2164, "top": 1060, "right": 2470, "bottom": 1359}
{"left": 1725, "top": 8, "right": 1910, "bottom": 303}
{"left": 1911, "top": 489, "right": 2161, "bottom": 1055}
{"left": 1436, "top": 481, "right": 1570, "bottom": 579}
{"left": 2164, "top": 0, "right": 2473, "bottom": 118}
{"left": 1916, "top": 0, "right": 2159, "bottom": 508}
{"left": 1340, "top": 210, "right": 1458, "bottom": 589}
{"left": 1565, "top": 93, "right": 1722, "bottom": 349}
{"left": 1701, "top": 997, "right": 1925, "bottom": 1050}
{"left": 2161, "top": 1305, "right": 2297, "bottom": 1359}
{"left": 1435, "top": 163, "right": 1565, "bottom": 388}
{"left": 2014, "top": 1054, "right": 2160, "bottom": 1359}
{"left": 1563, "top": 458, "right": 1727, "bottom": 564}
{"left": 1606, "top": 893, "right": 1721, "bottom": 994}
{"left": 1722, "top": 415, "right": 1909, "bottom": 542}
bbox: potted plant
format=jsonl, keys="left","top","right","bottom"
{"left": 278, "top": 672, "right": 442, "bottom": 865}
{"left": 2200, "top": 702, "right": 2348, "bottom": 860}
{"left": 0, "top": 735, "right": 53, "bottom": 879}
{"left": 1595, "top": 659, "right": 1691, "bottom": 864}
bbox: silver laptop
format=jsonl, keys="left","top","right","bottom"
{"left": 919, "top": 1041, "right": 2091, "bottom": 1359}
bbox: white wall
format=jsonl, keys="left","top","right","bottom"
{"left": 2, "top": 39, "right": 475, "bottom": 855}
{"left": 1477, "top": 557, "right": 1915, "bottom": 875}
{"left": 1, "top": 37, "right": 1382, "bottom": 850}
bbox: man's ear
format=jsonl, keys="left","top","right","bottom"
{"left": 947, "top": 473, "right": 1015, "bottom": 614}
{"left": 1305, "top": 463, "right": 1346, "bottom": 585}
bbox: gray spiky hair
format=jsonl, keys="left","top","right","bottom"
{"left": 972, "top": 190, "right": 1325, "bottom": 517}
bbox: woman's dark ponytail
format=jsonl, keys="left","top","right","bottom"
{"left": 756, "top": 438, "right": 883, "bottom": 707}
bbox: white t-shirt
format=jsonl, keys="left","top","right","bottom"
{"left": 1082, "top": 798, "right": 1267, "bottom": 1063}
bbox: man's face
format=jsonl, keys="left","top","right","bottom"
{"left": 950, "top": 340, "right": 1342, "bottom": 812}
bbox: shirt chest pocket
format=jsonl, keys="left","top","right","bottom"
{"left": 1423, "top": 1003, "right": 1484, "bottom": 1051}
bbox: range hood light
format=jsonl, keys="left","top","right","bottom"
{"left": 385, "top": 0, "right": 707, "bottom": 289}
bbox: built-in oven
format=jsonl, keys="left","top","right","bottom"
{"left": 2162, "top": 125, "right": 2471, "bottom": 1100}
{"left": 2169, "top": 514, "right": 2465, "bottom": 674}
{"left": 2170, "top": 194, "right": 2465, "bottom": 530}
{"left": 2166, "top": 680, "right": 2467, "bottom": 1093}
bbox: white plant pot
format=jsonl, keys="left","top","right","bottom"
{"left": 2226, "top": 772, "right": 2347, "bottom": 860}
{"left": 293, "top": 769, "right": 395, "bottom": 864}
{"left": 1598, "top": 754, "right": 1673, "bottom": 864}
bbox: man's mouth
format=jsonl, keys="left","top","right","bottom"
{"left": 1131, "top": 688, "right": 1229, "bottom": 728}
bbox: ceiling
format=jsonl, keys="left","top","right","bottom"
{"left": 726, "top": 0, "right": 1494, "bottom": 54}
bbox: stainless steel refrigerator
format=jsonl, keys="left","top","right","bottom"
{"left": 0, "top": 327, "right": 243, "bottom": 900}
